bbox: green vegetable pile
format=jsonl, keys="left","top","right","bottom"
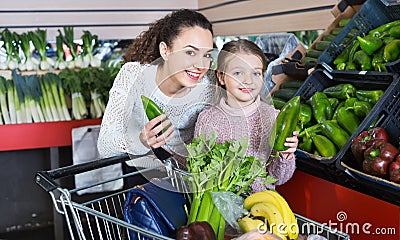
{"left": 333, "top": 19, "right": 400, "bottom": 71}
{"left": 0, "top": 27, "right": 103, "bottom": 71}
{"left": 185, "top": 132, "right": 276, "bottom": 239}
{"left": 0, "top": 66, "right": 119, "bottom": 124}
{"left": 296, "top": 83, "right": 384, "bottom": 158}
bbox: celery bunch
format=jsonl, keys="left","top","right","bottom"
{"left": 185, "top": 132, "right": 276, "bottom": 239}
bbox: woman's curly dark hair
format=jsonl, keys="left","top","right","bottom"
{"left": 123, "top": 9, "right": 213, "bottom": 64}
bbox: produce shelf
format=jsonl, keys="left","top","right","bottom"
{"left": 0, "top": 119, "right": 102, "bottom": 151}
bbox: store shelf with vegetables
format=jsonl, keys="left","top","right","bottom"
{"left": 0, "top": 26, "right": 122, "bottom": 236}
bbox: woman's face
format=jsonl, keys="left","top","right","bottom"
{"left": 219, "top": 52, "right": 264, "bottom": 108}
{"left": 162, "top": 26, "right": 214, "bottom": 89}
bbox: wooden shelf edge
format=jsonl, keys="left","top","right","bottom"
{"left": 0, "top": 119, "right": 102, "bottom": 151}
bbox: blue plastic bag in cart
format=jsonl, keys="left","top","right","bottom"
{"left": 124, "top": 178, "right": 188, "bottom": 240}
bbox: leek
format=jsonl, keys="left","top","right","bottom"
{"left": 81, "top": 30, "right": 101, "bottom": 68}
{"left": 59, "top": 69, "right": 88, "bottom": 120}
{"left": 38, "top": 76, "right": 53, "bottom": 122}
{"left": 18, "top": 32, "right": 38, "bottom": 71}
{"left": 6, "top": 80, "right": 16, "bottom": 124}
{"left": 1, "top": 29, "right": 20, "bottom": 70}
{"left": 29, "top": 29, "right": 54, "bottom": 70}
{"left": 0, "top": 76, "right": 10, "bottom": 124}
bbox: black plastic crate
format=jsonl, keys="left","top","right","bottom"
{"left": 294, "top": 69, "right": 396, "bottom": 164}
{"left": 318, "top": 0, "right": 400, "bottom": 68}
{"left": 336, "top": 73, "right": 400, "bottom": 191}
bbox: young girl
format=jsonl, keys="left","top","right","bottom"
{"left": 194, "top": 39, "right": 298, "bottom": 190}
{"left": 97, "top": 9, "right": 216, "bottom": 185}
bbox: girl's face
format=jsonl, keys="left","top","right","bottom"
{"left": 218, "top": 52, "right": 264, "bottom": 108}
{"left": 161, "top": 26, "right": 214, "bottom": 91}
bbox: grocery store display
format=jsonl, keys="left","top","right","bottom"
{"left": 0, "top": 66, "right": 118, "bottom": 124}
{"left": 293, "top": 69, "right": 396, "bottom": 163}
{"left": 318, "top": 0, "right": 400, "bottom": 73}
{"left": 0, "top": 27, "right": 102, "bottom": 71}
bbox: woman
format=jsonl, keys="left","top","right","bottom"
{"left": 97, "top": 9, "right": 216, "bottom": 186}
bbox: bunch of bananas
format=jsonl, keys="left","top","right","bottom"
{"left": 237, "top": 190, "right": 299, "bottom": 240}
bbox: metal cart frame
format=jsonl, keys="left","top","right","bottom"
{"left": 36, "top": 152, "right": 350, "bottom": 240}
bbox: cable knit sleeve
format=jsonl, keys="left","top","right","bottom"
{"left": 97, "top": 62, "right": 150, "bottom": 158}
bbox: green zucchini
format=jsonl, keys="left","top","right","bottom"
{"left": 315, "top": 41, "right": 331, "bottom": 51}
{"left": 302, "top": 56, "right": 317, "bottom": 63}
{"left": 323, "top": 34, "right": 336, "bottom": 42}
{"left": 272, "top": 88, "right": 298, "bottom": 101}
{"left": 306, "top": 49, "right": 323, "bottom": 58}
{"left": 332, "top": 27, "right": 343, "bottom": 36}
{"left": 339, "top": 18, "right": 351, "bottom": 27}
{"left": 281, "top": 80, "right": 304, "bottom": 89}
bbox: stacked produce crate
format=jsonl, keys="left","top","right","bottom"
{"left": 292, "top": 0, "right": 400, "bottom": 203}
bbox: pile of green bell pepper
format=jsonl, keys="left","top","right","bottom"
{"left": 296, "top": 83, "right": 384, "bottom": 158}
{"left": 332, "top": 19, "right": 400, "bottom": 72}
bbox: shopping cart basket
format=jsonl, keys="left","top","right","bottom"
{"left": 35, "top": 150, "right": 191, "bottom": 240}
{"left": 36, "top": 150, "right": 350, "bottom": 240}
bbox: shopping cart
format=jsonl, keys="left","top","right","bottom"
{"left": 36, "top": 151, "right": 350, "bottom": 240}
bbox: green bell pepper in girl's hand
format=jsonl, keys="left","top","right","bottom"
{"left": 269, "top": 96, "right": 300, "bottom": 151}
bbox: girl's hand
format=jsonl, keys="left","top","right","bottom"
{"left": 139, "top": 114, "right": 175, "bottom": 149}
{"left": 280, "top": 131, "right": 299, "bottom": 160}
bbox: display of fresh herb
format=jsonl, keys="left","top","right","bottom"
{"left": 58, "top": 69, "right": 88, "bottom": 120}
{"left": 185, "top": 132, "right": 276, "bottom": 239}
{"left": 80, "top": 68, "right": 105, "bottom": 118}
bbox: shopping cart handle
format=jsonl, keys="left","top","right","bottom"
{"left": 35, "top": 153, "right": 131, "bottom": 192}
{"left": 152, "top": 147, "right": 172, "bottom": 161}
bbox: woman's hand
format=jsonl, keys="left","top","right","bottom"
{"left": 139, "top": 114, "right": 175, "bottom": 149}
{"left": 280, "top": 131, "right": 299, "bottom": 160}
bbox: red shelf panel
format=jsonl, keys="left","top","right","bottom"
{"left": 0, "top": 119, "right": 102, "bottom": 151}
{"left": 277, "top": 171, "right": 399, "bottom": 240}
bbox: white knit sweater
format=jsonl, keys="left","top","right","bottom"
{"left": 97, "top": 62, "right": 217, "bottom": 168}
